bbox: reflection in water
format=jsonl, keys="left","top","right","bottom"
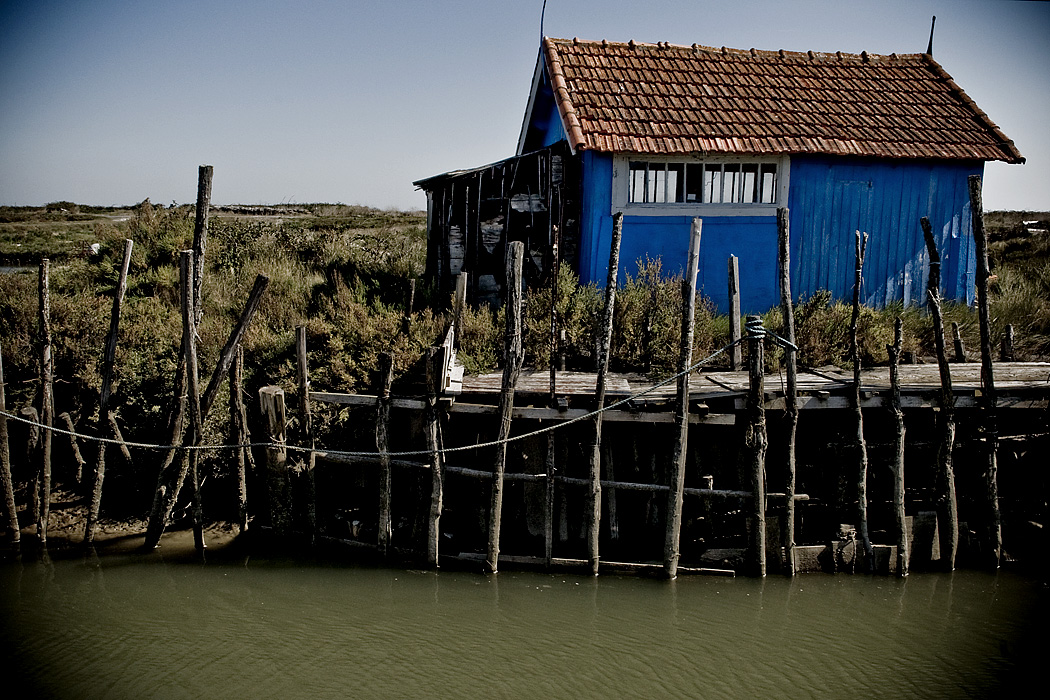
{"left": 0, "top": 550, "right": 1044, "bottom": 699}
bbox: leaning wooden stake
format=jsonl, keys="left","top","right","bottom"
{"left": 487, "top": 241, "right": 524, "bottom": 573}
{"left": 58, "top": 413, "right": 86, "bottom": 484}
{"left": 587, "top": 212, "right": 623, "bottom": 575}
{"left": 744, "top": 315, "right": 768, "bottom": 578}
{"left": 850, "top": 230, "right": 874, "bottom": 572}
{"left": 376, "top": 352, "right": 394, "bottom": 556}
{"left": 728, "top": 255, "right": 742, "bottom": 370}
{"left": 85, "top": 238, "right": 133, "bottom": 544}
{"left": 37, "top": 259, "right": 53, "bottom": 544}
{"left": 425, "top": 346, "right": 445, "bottom": 567}
{"left": 921, "top": 216, "right": 958, "bottom": 570}
{"left": 0, "top": 341, "right": 19, "bottom": 544}
{"left": 887, "top": 318, "right": 908, "bottom": 577}
{"left": 969, "top": 174, "right": 1001, "bottom": 568}
{"left": 777, "top": 208, "right": 798, "bottom": 576}
{"left": 144, "top": 274, "right": 269, "bottom": 548}
{"left": 663, "top": 217, "right": 702, "bottom": 578}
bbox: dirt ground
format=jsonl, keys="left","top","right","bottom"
{"left": 1, "top": 487, "right": 241, "bottom": 558}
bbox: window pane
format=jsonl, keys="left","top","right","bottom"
{"left": 685, "top": 164, "right": 703, "bottom": 202}
{"left": 760, "top": 163, "right": 778, "bottom": 203}
{"left": 629, "top": 161, "right": 646, "bottom": 203}
{"left": 652, "top": 163, "right": 667, "bottom": 203}
{"left": 741, "top": 163, "right": 759, "bottom": 204}
{"left": 667, "top": 163, "right": 685, "bottom": 203}
{"left": 724, "top": 164, "right": 741, "bottom": 203}
{"left": 704, "top": 164, "right": 722, "bottom": 203}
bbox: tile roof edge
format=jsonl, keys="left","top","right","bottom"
{"left": 545, "top": 36, "right": 924, "bottom": 63}
{"left": 543, "top": 37, "right": 589, "bottom": 152}
{"left": 920, "top": 53, "right": 1025, "bottom": 164}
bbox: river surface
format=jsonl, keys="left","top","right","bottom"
{"left": 1, "top": 542, "right": 1044, "bottom": 699}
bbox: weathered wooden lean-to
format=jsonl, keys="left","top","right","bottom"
{"left": 416, "top": 36, "right": 1023, "bottom": 311}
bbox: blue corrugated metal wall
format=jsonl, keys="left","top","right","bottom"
{"left": 788, "top": 156, "right": 981, "bottom": 306}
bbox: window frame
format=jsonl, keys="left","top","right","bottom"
{"left": 612, "top": 154, "right": 790, "bottom": 216}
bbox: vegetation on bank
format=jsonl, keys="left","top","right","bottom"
{"left": 0, "top": 202, "right": 1047, "bottom": 517}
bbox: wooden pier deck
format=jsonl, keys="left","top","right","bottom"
{"left": 311, "top": 362, "right": 1049, "bottom": 425}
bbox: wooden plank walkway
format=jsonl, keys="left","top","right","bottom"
{"left": 461, "top": 362, "right": 1050, "bottom": 411}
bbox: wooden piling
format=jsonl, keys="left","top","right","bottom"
{"left": 22, "top": 407, "right": 39, "bottom": 527}
{"left": 296, "top": 325, "right": 316, "bottom": 541}
{"left": 258, "top": 386, "right": 290, "bottom": 533}
{"left": 850, "top": 230, "right": 874, "bottom": 572}
{"left": 425, "top": 346, "right": 445, "bottom": 567}
{"left": 664, "top": 217, "right": 702, "bottom": 578}
{"left": 887, "top": 318, "right": 907, "bottom": 576}
{"left": 952, "top": 322, "right": 967, "bottom": 362}
{"left": 85, "top": 238, "right": 132, "bottom": 544}
{"left": 546, "top": 225, "right": 561, "bottom": 568}
{"left": 0, "top": 341, "right": 19, "bottom": 543}
{"left": 744, "top": 315, "right": 767, "bottom": 577}
{"left": 191, "top": 165, "right": 212, "bottom": 326}
{"left": 921, "top": 216, "right": 958, "bottom": 570}
{"left": 230, "top": 346, "right": 250, "bottom": 533}
{"left": 587, "top": 212, "right": 623, "bottom": 574}
{"left": 728, "top": 255, "right": 742, "bottom": 371}
{"left": 777, "top": 208, "right": 798, "bottom": 576}
{"left": 969, "top": 174, "right": 1001, "bottom": 568}
{"left": 376, "top": 352, "right": 394, "bottom": 555}
{"left": 487, "top": 241, "right": 524, "bottom": 573}
{"left": 178, "top": 252, "right": 206, "bottom": 551}
{"left": 37, "top": 259, "right": 53, "bottom": 544}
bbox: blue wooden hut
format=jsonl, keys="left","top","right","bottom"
{"left": 417, "top": 37, "right": 1023, "bottom": 312}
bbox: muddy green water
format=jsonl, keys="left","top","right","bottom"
{"left": 1, "top": 546, "right": 1045, "bottom": 699}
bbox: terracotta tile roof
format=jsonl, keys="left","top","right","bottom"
{"left": 543, "top": 37, "right": 1023, "bottom": 163}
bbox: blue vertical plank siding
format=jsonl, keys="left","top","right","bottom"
{"left": 574, "top": 152, "right": 980, "bottom": 313}
{"left": 787, "top": 156, "right": 982, "bottom": 306}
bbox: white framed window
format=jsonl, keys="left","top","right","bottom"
{"left": 614, "top": 155, "right": 789, "bottom": 215}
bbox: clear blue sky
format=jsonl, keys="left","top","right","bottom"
{"left": 1, "top": 0, "right": 1047, "bottom": 211}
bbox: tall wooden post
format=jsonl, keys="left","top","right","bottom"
{"left": 0, "top": 341, "right": 18, "bottom": 544}
{"left": 969, "top": 174, "right": 1001, "bottom": 568}
{"left": 744, "top": 315, "right": 767, "bottom": 577}
{"left": 887, "top": 318, "right": 908, "bottom": 576}
{"left": 728, "top": 255, "right": 742, "bottom": 370}
{"left": 230, "top": 346, "right": 251, "bottom": 533}
{"left": 921, "top": 216, "right": 958, "bottom": 570}
{"left": 376, "top": 352, "right": 394, "bottom": 555}
{"left": 663, "top": 217, "right": 702, "bottom": 578}
{"left": 85, "top": 239, "right": 133, "bottom": 544}
{"left": 425, "top": 346, "right": 445, "bottom": 567}
{"left": 37, "top": 259, "right": 53, "bottom": 544}
{"left": 850, "top": 230, "right": 873, "bottom": 572}
{"left": 178, "top": 252, "right": 206, "bottom": 550}
{"left": 192, "top": 165, "right": 212, "bottom": 326}
{"left": 296, "top": 326, "right": 316, "bottom": 541}
{"left": 487, "top": 241, "right": 524, "bottom": 573}
{"left": 258, "top": 386, "right": 290, "bottom": 533}
{"left": 777, "top": 208, "right": 798, "bottom": 575}
{"left": 545, "top": 226, "right": 560, "bottom": 568}
{"left": 587, "top": 212, "right": 623, "bottom": 575}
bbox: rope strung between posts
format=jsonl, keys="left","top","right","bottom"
{"left": 0, "top": 319, "right": 792, "bottom": 460}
